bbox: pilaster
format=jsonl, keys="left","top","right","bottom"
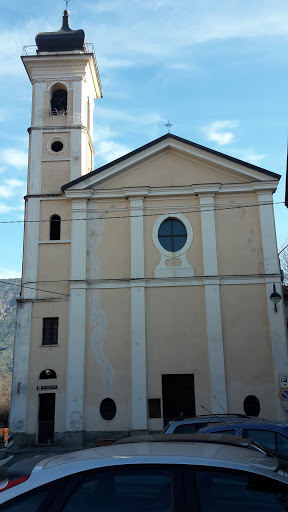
{"left": 258, "top": 192, "right": 288, "bottom": 419}
{"left": 199, "top": 194, "right": 227, "bottom": 412}
{"left": 22, "top": 198, "right": 40, "bottom": 300}
{"left": 257, "top": 192, "right": 280, "bottom": 274}
{"left": 65, "top": 199, "right": 88, "bottom": 439}
{"left": 129, "top": 197, "right": 147, "bottom": 430}
{"left": 9, "top": 302, "right": 32, "bottom": 442}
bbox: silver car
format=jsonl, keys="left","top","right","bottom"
{"left": 0, "top": 434, "right": 288, "bottom": 510}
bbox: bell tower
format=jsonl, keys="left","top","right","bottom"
{"left": 9, "top": 10, "right": 102, "bottom": 447}
{"left": 22, "top": 9, "right": 102, "bottom": 195}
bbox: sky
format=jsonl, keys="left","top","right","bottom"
{"left": 1, "top": 0, "right": 288, "bottom": 278}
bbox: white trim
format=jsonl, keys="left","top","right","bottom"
{"left": 33, "top": 81, "right": 45, "bottom": 127}
{"left": 131, "top": 285, "right": 147, "bottom": 430}
{"left": 130, "top": 198, "right": 145, "bottom": 278}
{"left": 65, "top": 182, "right": 278, "bottom": 199}
{"left": 65, "top": 199, "right": 88, "bottom": 432}
{"left": 64, "top": 139, "right": 279, "bottom": 191}
{"left": 66, "top": 288, "right": 86, "bottom": 432}
{"left": 153, "top": 213, "right": 193, "bottom": 258}
{"left": 39, "top": 240, "right": 71, "bottom": 244}
{"left": 9, "top": 302, "right": 32, "bottom": 434}
{"left": 47, "top": 80, "right": 69, "bottom": 92}
{"left": 152, "top": 213, "right": 194, "bottom": 278}
{"left": 257, "top": 192, "right": 280, "bottom": 275}
{"left": 28, "top": 130, "right": 42, "bottom": 195}
{"left": 199, "top": 195, "right": 218, "bottom": 276}
{"left": 23, "top": 199, "right": 40, "bottom": 300}
{"left": 205, "top": 284, "right": 227, "bottom": 413}
{"left": 85, "top": 275, "right": 280, "bottom": 289}
{"left": 47, "top": 137, "right": 67, "bottom": 155}
{"left": 266, "top": 282, "right": 288, "bottom": 420}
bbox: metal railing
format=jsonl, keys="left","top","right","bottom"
{"left": 22, "top": 43, "right": 102, "bottom": 90}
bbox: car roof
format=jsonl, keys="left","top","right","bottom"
{"left": 31, "top": 435, "right": 279, "bottom": 472}
{"left": 200, "top": 419, "right": 288, "bottom": 430}
{"left": 3, "top": 435, "right": 288, "bottom": 501}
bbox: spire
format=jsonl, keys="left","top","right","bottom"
{"left": 62, "top": 10, "right": 71, "bottom": 31}
{"left": 35, "top": 10, "right": 85, "bottom": 53}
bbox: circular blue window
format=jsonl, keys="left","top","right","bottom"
{"left": 158, "top": 218, "right": 187, "bottom": 252}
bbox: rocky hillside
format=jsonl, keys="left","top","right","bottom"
{"left": 0, "top": 279, "right": 21, "bottom": 378}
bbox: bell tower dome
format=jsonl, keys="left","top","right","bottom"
{"left": 22, "top": 9, "right": 102, "bottom": 195}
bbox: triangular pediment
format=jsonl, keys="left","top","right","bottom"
{"left": 62, "top": 134, "right": 280, "bottom": 194}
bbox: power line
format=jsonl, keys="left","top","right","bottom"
{"left": 0, "top": 200, "right": 285, "bottom": 225}
{"left": 0, "top": 280, "right": 69, "bottom": 298}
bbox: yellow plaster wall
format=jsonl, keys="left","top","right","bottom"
{"left": 221, "top": 284, "right": 277, "bottom": 418}
{"left": 41, "top": 161, "right": 70, "bottom": 193}
{"left": 87, "top": 200, "right": 131, "bottom": 280}
{"left": 39, "top": 200, "right": 71, "bottom": 241}
{"left": 26, "top": 300, "right": 69, "bottom": 435}
{"left": 98, "top": 150, "right": 252, "bottom": 190}
{"left": 146, "top": 285, "right": 211, "bottom": 418}
{"left": 84, "top": 288, "right": 131, "bottom": 431}
{"left": 37, "top": 243, "right": 70, "bottom": 298}
{"left": 215, "top": 194, "right": 263, "bottom": 276}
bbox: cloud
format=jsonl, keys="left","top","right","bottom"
{"left": 94, "top": 138, "right": 131, "bottom": 164}
{"left": 232, "top": 148, "right": 268, "bottom": 165}
{"left": 2, "top": 148, "right": 28, "bottom": 168}
{"left": 0, "top": 202, "right": 20, "bottom": 214}
{"left": 0, "top": 269, "right": 21, "bottom": 279}
{"left": 0, "top": 179, "right": 26, "bottom": 200}
{"left": 203, "top": 121, "right": 240, "bottom": 146}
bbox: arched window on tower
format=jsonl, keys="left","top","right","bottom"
{"left": 50, "top": 83, "right": 67, "bottom": 115}
{"left": 50, "top": 215, "right": 61, "bottom": 241}
{"left": 39, "top": 369, "right": 57, "bottom": 380}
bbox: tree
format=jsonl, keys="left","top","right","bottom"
{"left": 279, "top": 238, "right": 288, "bottom": 285}
{"left": 0, "top": 373, "right": 11, "bottom": 427}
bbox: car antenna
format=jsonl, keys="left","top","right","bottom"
{"left": 200, "top": 404, "right": 242, "bottom": 436}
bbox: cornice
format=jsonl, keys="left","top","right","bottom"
{"left": 62, "top": 181, "right": 278, "bottom": 201}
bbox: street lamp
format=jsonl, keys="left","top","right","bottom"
{"left": 270, "top": 284, "right": 282, "bottom": 312}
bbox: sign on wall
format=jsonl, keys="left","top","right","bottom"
{"left": 37, "top": 385, "right": 57, "bottom": 390}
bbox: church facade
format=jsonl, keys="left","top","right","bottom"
{"left": 10, "top": 11, "right": 288, "bottom": 447}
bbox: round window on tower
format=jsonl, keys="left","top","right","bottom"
{"left": 48, "top": 138, "right": 66, "bottom": 155}
{"left": 51, "top": 140, "right": 63, "bottom": 152}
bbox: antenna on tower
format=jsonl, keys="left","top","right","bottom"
{"left": 64, "top": 0, "right": 70, "bottom": 10}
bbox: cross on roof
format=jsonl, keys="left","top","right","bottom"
{"left": 164, "top": 120, "right": 174, "bottom": 133}
{"left": 64, "top": 0, "right": 70, "bottom": 10}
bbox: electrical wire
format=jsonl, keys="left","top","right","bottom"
{"left": 0, "top": 272, "right": 282, "bottom": 301}
{"left": 0, "top": 200, "right": 285, "bottom": 224}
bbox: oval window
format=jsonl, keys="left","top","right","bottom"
{"left": 51, "top": 140, "right": 64, "bottom": 153}
{"left": 100, "top": 398, "right": 116, "bottom": 420}
{"left": 243, "top": 395, "right": 260, "bottom": 417}
{"left": 158, "top": 218, "right": 187, "bottom": 252}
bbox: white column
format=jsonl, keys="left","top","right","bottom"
{"left": 266, "top": 282, "right": 288, "bottom": 420}
{"left": 199, "top": 194, "right": 227, "bottom": 412}
{"left": 65, "top": 199, "right": 87, "bottom": 439}
{"left": 9, "top": 302, "right": 32, "bottom": 441}
{"left": 199, "top": 195, "right": 218, "bottom": 276}
{"left": 32, "top": 80, "right": 46, "bottom": 127}
{"left": 28, "top": 130, "right": 42, "bottom": 195}
{"left": 131, "top": 284, "right": 147, "bottom": 430}
{"left": 22, "top": 198, "right": 40, "bottom": 300}
{"left": 130, "top": 198, "right": 145, "bottom": 279}
{"left": 129, "top": 198, "right": 147, "bottom": 430}
{"left": 257, "top": 192, "right": 279, "bottom": 274}
{"left": 258, "top": 192, "right": 288, "bottom": 419}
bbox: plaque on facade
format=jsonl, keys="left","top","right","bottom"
{"left": 37, "top": 385, "right": 57, "bottom": 390}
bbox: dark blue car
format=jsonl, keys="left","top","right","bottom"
{"left": 199, "top": 419, "right": 288, "bottom": 458}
